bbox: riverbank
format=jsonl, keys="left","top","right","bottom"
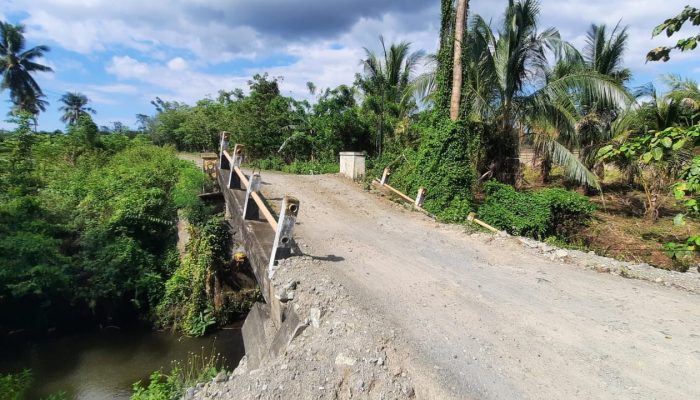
{"left": 0, "top": 327, "right": 244, "bottom": 399}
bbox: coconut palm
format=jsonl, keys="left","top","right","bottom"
{"left": 462, "top": 0, "right": 630, "bottom": 187}
{"left": 59, "top": 92, "right": 96, "bottom": 125}
{"left": 0, "top": 22, "right": 52, "bottom": 114}
{"left": 528, "top": 22, "right": 633, "bottom": 184}
{"left": 356, "top": 36, "right": 424, "bottom": 155}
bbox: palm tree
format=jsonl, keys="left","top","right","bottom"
{"left": 527, "top": 22, "right": 632, "bottom": 184}
{"left": 59, "top": 92, "right": 96, "bottom": 125}
{"left": 0, "top": 22, "right": 52, "bottom": 114}
{"left": 462, "top": 0, "right": 630, "bottom": 187}
{"left": 450, "top": 0, "right": 469, "bottom": 121}
{"left": 356, "top": 36, "right": 424, "bottom": 155}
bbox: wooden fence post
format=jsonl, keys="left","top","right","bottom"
{"left": 243, "top": 173, "right": 262, "bottom": 220}
{"left": 415, "top": 187, "right": 427, "bottom": 208}
{"left": 269, "top": 195, "right": 300, "bottom": 278}
{"left": 380, "top": 168, "right": 390, "bottom": 185}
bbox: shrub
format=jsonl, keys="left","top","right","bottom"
{"left": 131, "top": 349, "right": 224, "bottom": 400}
{"left": 0, "top": 370, "right": 32, "bottom": 400}
{"left": 478, "top": 181, "right": 596, "bottom": 239}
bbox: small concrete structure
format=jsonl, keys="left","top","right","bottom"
{"left": 339, "top": 151, "right": 366, "bottom": 181}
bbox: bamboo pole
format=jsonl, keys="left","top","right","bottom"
{"left": 233, "top": 165, "right": 278, "bottom": 230}
{"left": 467, "top": 212, "right": 499, "bottom": 233}
{"left": 252, "top": 192, "right": 278, "bottom": 231}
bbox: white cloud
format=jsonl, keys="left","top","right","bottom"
{"left": 106, "top": 55, "right": 249, "bottom": 103}
{"left": 167, "top": 57, "right": 188, "bottom": 71}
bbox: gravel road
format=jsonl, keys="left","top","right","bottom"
{"left": 256, "top": 171, "right": 700, "bottom": 400}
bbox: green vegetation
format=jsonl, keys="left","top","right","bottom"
{"left": 131, "top": 348, "right": 225, "bottom": 400}
{"left": 478, "top": 181, "right": 596, "bottom": 239}
{"left": 0, "top": 22, "right": 53, "bottom": 117}
{"left": 598, "top": 125, "right": 700, "bottom": 220}
{"left": 0, "top": 370, "right": 66, "bottom": 400}
{"left": 647, "top": 6, "right": 700, "bottom": 62}
{"left": 0, "top": 112, "right": 247, "bottom": 335}
{"left": 158, "top": 216, "right": 230, "bottom": 336}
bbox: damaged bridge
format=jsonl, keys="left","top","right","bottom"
{"left": 211, "top": 133, "right": 306, "bottom": 370}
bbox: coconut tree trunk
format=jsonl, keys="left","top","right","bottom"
{"left": 541, "top": 156, "right": 552, "bottom": 184}
{"left": 449, "top": 0, "right": 468, "bottom": 121}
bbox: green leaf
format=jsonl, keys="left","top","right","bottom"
{"left": 652, "top": 147, "right": 664, "bottom": 161}
{"left": 641, "top": 152, "right": 653, "bottom": 163}
{"left": 672, "top": 139, "right": 686, "bottom": 150}
{"left": 660, "top": 137, "right": 673, "bottom": 148}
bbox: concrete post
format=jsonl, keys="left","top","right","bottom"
{"left": 219, "top": 132, "right": 230, "bottom": 170}
{"left": 232, "top": 144, "right": 244, "bottom": 167}
{"left": 243, "top": 173, "right": 262, "bottom": 220}
{"left": 415, "top": 187, "right": 427, "bottom": 208}
{"left": 227, "top": 144, "right": 246, "bottom": 189}
{"left": 380, "top": 168, "right": 391, "bottom": 185}
{"left": 268, "top": 196, "right": 300, "bottom": 278}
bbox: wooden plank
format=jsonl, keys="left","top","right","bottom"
{"left": 374, "top": 178, "right": 415, "bottom": 203}
{"left": 222, "top": 150, "right": 233, "bottom": 163}
{"left": 233, "top": 166, "right": 250, "bottom": 188}
{"left": 252, "top": 192, "right": 278, "bottom": 231}
{"left": 231, "top": 166, "right": 277, "bottom": 230}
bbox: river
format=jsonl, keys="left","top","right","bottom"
{"left": 0, "top": 326, "right": 244, "bottom": 399}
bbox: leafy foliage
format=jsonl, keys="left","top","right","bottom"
{"left": 58, "top": 92, "right": 96, "bottom": 126}
{"left": 355, "top": 36, "right": 424, "bottom": 155}
{"left": 667, "top": 154, "right": 700, "bottom": 262}
{"left": 157, "top": 216, "right": 230, "bottom": 337}
{"left": 131, "top": 349, "right": 224, "bottom": 400}
{"left": 0, "top": 21, "right": 53, "bottom": 115}
{"left": 478, "top": 181, "right": 596, "bottom": 239}
{"left": 0, "top": 114, "right": 206, "bottom": 333}
{"left": 0, "top": 370, "right": 66, "bottom": 400}
{"left": 598, "top": 125, "right": 700, "bottom": 219}
{"left": 367, "top": 113, "right": 479, "bottom": 222}
{"left": 647, "top": 6, "right": 700, "bottom": 62}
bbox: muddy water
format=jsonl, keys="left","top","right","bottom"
{"left": 0, "top": 327, "right": 244, "bottom": 400}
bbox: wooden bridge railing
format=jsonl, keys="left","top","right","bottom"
{"left": 217, "top": 132, "right": 299, "bottom": 277}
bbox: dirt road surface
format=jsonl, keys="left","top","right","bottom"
{"left": 255, "top": 171, "right": 700, "bottom": 400}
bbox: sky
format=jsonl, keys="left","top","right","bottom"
{"left": 0, "top": 0, "right": 697, "bottom": 132}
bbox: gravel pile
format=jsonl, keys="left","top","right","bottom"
{"left": 192, "top": 252, "right": 418, "bottom": 400}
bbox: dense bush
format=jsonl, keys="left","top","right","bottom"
{"left": 365, "top": 114, "right": 479, "bottom": 222}
{"left": 478, "top": 181, "right": 596, "bottom": 239}
{"left": 0, "top": 115, "right": 208, "bottom": 334}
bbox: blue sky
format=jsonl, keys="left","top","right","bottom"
{"left": 0, "top": 0, "right": 697, "bottom": 132}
